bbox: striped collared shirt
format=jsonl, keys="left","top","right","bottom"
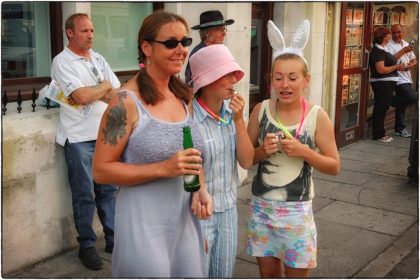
{"left": 193, "top": 98, "right": 238, "bottom": 212}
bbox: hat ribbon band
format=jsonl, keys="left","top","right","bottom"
{"left": 200, "top": 20, "right": 225, "bottom": 28}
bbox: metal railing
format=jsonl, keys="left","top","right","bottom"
{"left": 1, "top": 89, "right": 55, "bottom": 115}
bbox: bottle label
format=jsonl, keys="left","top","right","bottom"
{"left": 184, "top": 174, "right": 196, "bottom": 184}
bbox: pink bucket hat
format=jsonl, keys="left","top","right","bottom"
{"left": 189, "top": 44, "right": 244, "bottom": 94}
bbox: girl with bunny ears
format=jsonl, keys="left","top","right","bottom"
{"left": 246, "top": 20, "right": 340, "bottom": 277}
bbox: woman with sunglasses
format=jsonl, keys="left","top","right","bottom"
{"left": 189, "top": 44, "right": 254, "bottom": 278}
{"left": 92, "top": 11, "right": 212, "bottom": 277}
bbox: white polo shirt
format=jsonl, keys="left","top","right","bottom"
{"left": 51, "top": 47, "right": 121, "bottom": 146}
{"left": 386, "top": 39, "right": 416, "bottom": 85}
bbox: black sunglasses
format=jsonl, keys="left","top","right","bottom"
{"left": 146, "top": 37, "right": 193, "bottom": 49}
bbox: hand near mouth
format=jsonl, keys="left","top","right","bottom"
{"left": 229, "top": 92, "right": 245, "bottom": 123}
{"left": 229, "top": 89, "right": 238, "bottom": 99}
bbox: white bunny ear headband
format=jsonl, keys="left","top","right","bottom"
{"left": 267, "top": 19, "right": 310, "bottom": 64}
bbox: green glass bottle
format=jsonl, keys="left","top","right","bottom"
{"left": 183, "top": 126, "right": 200, "bottom": 192}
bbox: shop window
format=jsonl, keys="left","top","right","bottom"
{"left": 91, "top": 2, "right": 153, "bottom": 72}
{"left": 1, "top": 2, "right": 161, "bottom": 103}
{"left": 373, "top": 6, "right": 407, "bottom": 29}
{"left": 1, "top": 2, "right": 51, "bottom": 79}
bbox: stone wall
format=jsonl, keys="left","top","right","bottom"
{"left": 2, "top": 102, "right": 103, "bottom": 274}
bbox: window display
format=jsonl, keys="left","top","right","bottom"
{"left": 343, "top": 6, "right": 364, "bottom": 69}
{"left": 1, "top": 2, "right": 51, "bottom": 78}
{"left": 339, "top": 2, "right": 365, "bottom": 135}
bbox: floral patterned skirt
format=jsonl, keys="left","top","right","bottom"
{"left": 246, "top": 195, "right": 317, "bottom": 269}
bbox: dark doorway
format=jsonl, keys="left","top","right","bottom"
{"left": 249, "top": 2, "right": 273, "bottom": 113}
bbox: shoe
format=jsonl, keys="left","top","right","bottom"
{"left": 78, "top": 247, "right": 103, "bottom": 270}
{"left": 105, "top": 244, "right": 113, "bottom": 254}
{"left": 395, "top": 129, "right": 411, "bottom": 138}
{"left": 378, "top": 136, "right": 393, "bottom": 143}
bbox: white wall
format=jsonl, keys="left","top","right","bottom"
{"left": 2, "top": 103, "right": 104, "bottom": 274}
{"left": 273, "top": 2, "right": 329, "bottom": 108}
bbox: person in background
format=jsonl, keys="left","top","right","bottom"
{"left": 387, "top": 24, "right": 418, "bottom": 138}
{"left": 369, "top": 27, "right": 404, "bottom": 143}
{"left": 92, "top": 11, "right": 212, "bottom": 278}
{"left": 184, "top": 10, "right": 234, "bottom": 87}
{"left": 51, "top": 13, "right": 120, "bottom": 270}
{"left": 246, "top": 20, "right": 340, "bottom": 278}
{"left": 189, "top": 44, "right": 254, "bottom": 277}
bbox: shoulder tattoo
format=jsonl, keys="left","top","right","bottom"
{"left": 101, "top": 92, "right": 128, "bottom": 146}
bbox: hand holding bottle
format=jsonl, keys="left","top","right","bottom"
{"left": 183, "top": 126, "right": 201, "bottom": 192}
{"left": 162, "top": 148, "right": 202, "bottom": 178}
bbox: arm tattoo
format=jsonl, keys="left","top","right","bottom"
{"left": 102, "top": 92, "right": 128, "bottom": 146}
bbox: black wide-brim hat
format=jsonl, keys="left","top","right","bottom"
{"left": 191, "top": 10, "right": 235, "bottom": 30}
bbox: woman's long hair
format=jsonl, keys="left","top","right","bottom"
{"left": 136, "top": 11, "right": 191, "bottom": 105}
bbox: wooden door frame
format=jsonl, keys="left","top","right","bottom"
{"left": 334, "top": 2, "right": 372, "bottom": 147}
{"left": 358, "top": 3, "right": 373, "bottom": 140}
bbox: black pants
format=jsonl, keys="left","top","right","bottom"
{"left": 371, "top": 81, "right": 396, "bottom": 139}
{"left": 394, "top": 83, "right": 418, "bottom": 132}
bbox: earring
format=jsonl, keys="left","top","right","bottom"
{"left": 146, "top": 56, "right": 151, "bottom": 65}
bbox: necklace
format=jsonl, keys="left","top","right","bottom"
{"left": 196, "top": 97, "right": 232, "bottom": 126}
{"left": 274, "top": 97, "right": 307, "bottom": 139}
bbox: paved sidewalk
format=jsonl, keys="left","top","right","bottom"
{"left": 6, "top": 135, "right": 418, "bottom": 278}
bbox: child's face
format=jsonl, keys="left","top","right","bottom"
{"left": 271, "top": 59, "right": 309, "bottom": 103}
{"left": 206, "top": 71, "right": 238, "bottom": 100}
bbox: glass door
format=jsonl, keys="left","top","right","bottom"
{"left": 335, "top": 2, "right": 372, "bottom": 147}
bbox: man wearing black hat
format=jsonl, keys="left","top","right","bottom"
{"left": 185, "top": 10, "right": 235, "bottom": 87}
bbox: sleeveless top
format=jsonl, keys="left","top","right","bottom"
{"left": 121, "top": 90, "right": 204, "bottom": 164}
{"left": 252, "top": 99, "right": 320, "bottom": 202}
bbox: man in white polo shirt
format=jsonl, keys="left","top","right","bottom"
{"left": 387, "top": 24, "right": 418, "bottom": 138}
{"left": 51, "top": 13, "right": 120, "bottom": 270}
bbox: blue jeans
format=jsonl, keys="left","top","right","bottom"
{"left": 64, "top": 140, "right": 118, "bottom": 249}
{"left": 394, "top": 83, "right": 418, "bottom": 132}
